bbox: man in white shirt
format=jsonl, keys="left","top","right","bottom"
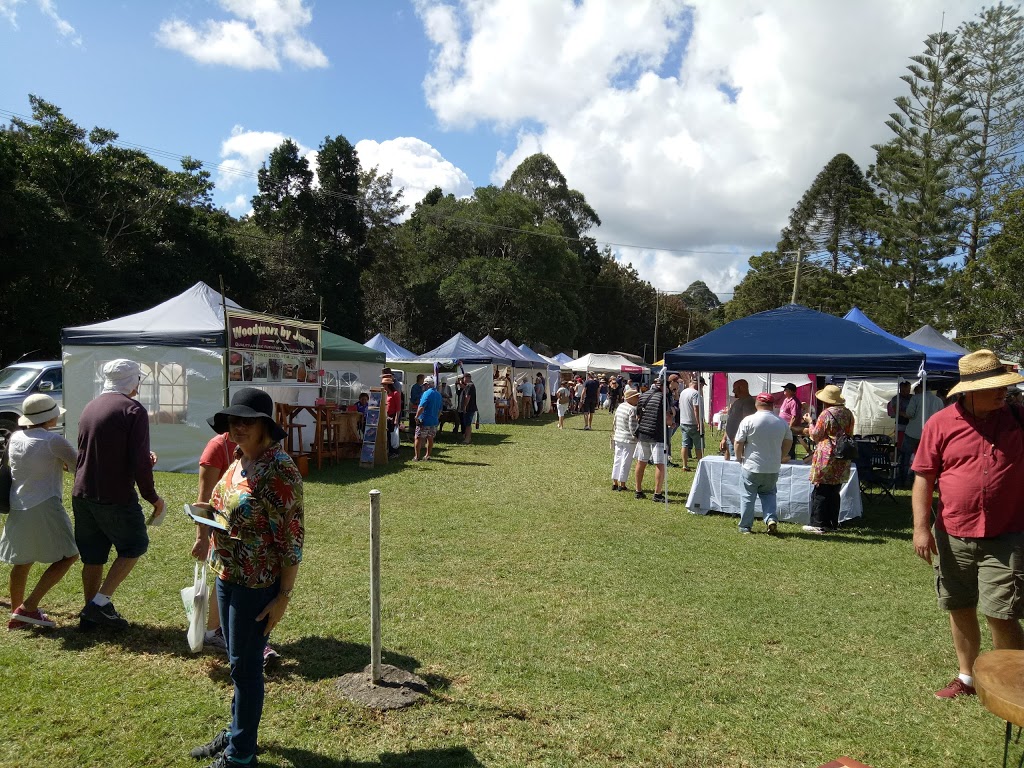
{"left": 902, "top": 384, "right": 945, "bottom": 482}
{"left": 734, "top": 392, "right": 793, "bottom": 535}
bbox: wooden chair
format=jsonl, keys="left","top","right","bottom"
{"left": 274, "top": 403, "right": 305, "bottom": 458}
{"left": 495, "top": 402, "right": 510, "bottom": 423}
{"left": 315, "top": 405, "right": 340, "bottom": 470}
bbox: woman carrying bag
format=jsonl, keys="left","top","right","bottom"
{"left": 800, "top": 385, "right": 855, "bottom": 535}
{"left": 190, "top": 388, "right": 303, "bottom": 768}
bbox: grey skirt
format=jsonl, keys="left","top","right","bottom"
{"left": 0, "top": 496, "right": 79, "bottom": 565}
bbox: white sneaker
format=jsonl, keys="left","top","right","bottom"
{"left": 802, "top": 525, "right": 826, "bottom": 534}
{"left": 204, "top": 627, "right": 227, "bottom": 652}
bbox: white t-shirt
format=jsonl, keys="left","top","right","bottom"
{"left": 8, "top": 428, "right": 77, "bottom": 510}
{"left": 679, "top": 388, "right": 701, "bottom": 426}
{"left": 734, "top": 410, "right": 790, "bottom": 474}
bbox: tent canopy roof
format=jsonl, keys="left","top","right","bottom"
{"left": 568, "top": 352, "right": 650, "bottom": 373}
{"left": 904, "top": 324, "right": 970, "bottom": 355}
{"left": 843, "top": 307, "right": 962, "bottom": 372}
{"left": 419, "top": 332, "right": 510, "bottom": 365}
{"left": 517, "top": 344, "right": 556, "bottom": 366}
{"left": 322, "top": 331, "right": 385, "bottom": 363}
{"left": 497, "top": 339, "right": 541, "bottom": 365}
{"left": 62, "top": 281, "right": 242, "bottom": 347}
{"left": 364, "top": 332, "right": 418, "bottom": 361}
{"left": 664, "top": 304, "right": 924, "bottom": 375}
{"left": 552, "top": 352, "right": 574, "bottom": 364}
{"left": 476, "top": 335, "right": 521, "bottom": 365}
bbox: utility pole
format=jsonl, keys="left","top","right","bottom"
{"left": 790, "top": 248, "right": 803, "bottom": 304}
{"left": 653, "top": 290, "right": 660, "bottom": 362}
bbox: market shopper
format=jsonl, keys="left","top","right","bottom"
{"left": 414, "top": 376, "right": 442, "bottom": 461}
{"left": 798, "top": 385, "right": 854, "bottom": 534}
{"left": 73, "top": 359, "right": 164, "bottom": 631}
{"left": 911, "top": 351, "right": 1024, "bottom": 700}
{"left": 1, "top": 394, "right": 79, "bottom": 629}
{"left": 461, "top": 372, "right": 478, "bottom": 444}
{"left": 634, "top": 379, "right": 670, "bottom": 503}
{"left": 733, "top": 393, "right": 792, "bottom": 535}
{"left": 190, "top": 388, "right": 303, "bottom": 767}
{"left": 610, "top": 386, "right": 640, "bottom": 491}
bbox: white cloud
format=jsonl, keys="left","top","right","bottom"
{"left": 416, "top": 0, "right": 985, "bottom": 293}
{"left": 217, "top": 125, "right": 314, "bottom": 191}
{"left": 157, "top": 0, "right": 327, "bottom": 70}
{"left": 355, "top": 137, "right": 475, "bottom": 207}
{"left": 1, "top": 0, "right": 81, "bottom": 44}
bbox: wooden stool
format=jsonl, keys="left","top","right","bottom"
{"left": 975, "top": 650, "right": 1024, "bottom": 768}
{"left": 495, "top": 403, "right": 510, "bottom": 423}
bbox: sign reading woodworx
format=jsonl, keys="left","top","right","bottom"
{"left": 226, "top": 310, "right": 322, "bottom": 387}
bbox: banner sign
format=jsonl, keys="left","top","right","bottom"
{"left": 226, "top": 310, "right": 322, "bottom": 387}
{"left": 621, "top": 364, "right": 644, "bottom": 373}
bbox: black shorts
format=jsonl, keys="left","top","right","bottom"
{"left": 72, "top": 497, "right": 149, "bottom": 564}
{"left": 583, "top": 398, "right": 598, "bottom": 414}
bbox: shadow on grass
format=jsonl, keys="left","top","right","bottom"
{"left": 49, "top": 620, "right": 198, "bottom": 657}
{"left": 267, "top": 745, "right": 484, "bottom": 767}
{"left": 266, "top": 636, "right": 450, "bottom": 690}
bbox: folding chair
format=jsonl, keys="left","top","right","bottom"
{"left": 854, "top": 440, "right": 897, "bottom": 502}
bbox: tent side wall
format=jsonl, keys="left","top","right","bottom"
{"left": 63, "top": 344, "right": 226, "bottom": 474}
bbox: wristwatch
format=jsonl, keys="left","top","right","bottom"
{"left": 279, "top": 587, "right": 293, "bottom": 599}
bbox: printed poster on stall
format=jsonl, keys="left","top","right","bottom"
{"left": 226, "top": 310, "right": 322, "bottom": 387}
{"left": 360, "top": 390, "right": 384, "bottom": 467}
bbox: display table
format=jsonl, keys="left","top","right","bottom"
{"left": 685, "top": 455, "right": 862, "bottom": 525}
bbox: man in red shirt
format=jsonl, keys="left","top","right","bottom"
{"left": 912, "top": 350, "right": 1024, "bottom": 699}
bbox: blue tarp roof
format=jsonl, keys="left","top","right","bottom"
{"left": 843, "top": 308, "right": 962, "bottom": 373}
{"left": 663, "top": 304, "right": 925, "bottom": 375}
{"left": 516, "top": 344, "right": 556, "bottom": 367}
{"left": 420, "top": 332, "right": 511, "bottom": 365}
{"left": 498, "top": 339, "right": 541, "bottom": 365}
{"left": 477, "top": 335, "right": 521, "bottom": 365}
{"left": 364, "top": 333, "right": 418, "bottom": 361}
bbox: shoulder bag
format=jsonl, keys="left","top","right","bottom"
{"left": 0, "top": 439, "right": 12, "bottom": 514}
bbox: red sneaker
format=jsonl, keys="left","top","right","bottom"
{"left": 935, "top": 677, "right": 976, "bottom": 699}
{"left": 9, "top": 606, "right": 56, "bottom": 629}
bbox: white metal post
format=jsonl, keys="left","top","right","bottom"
{"left": 369, "top": 489, "right": 382, "bottom": 684}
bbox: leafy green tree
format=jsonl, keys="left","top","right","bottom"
{"left": 867, "top": 31, "right": 972, "bottom": 334}
{"left": 251, "top": 139, "right": 314, "bottom": 235}
{"left": 956, "top": 2, "right": 1024, "bottom": 262}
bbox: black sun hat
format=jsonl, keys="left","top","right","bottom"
{"left": 208, "top": 387, "right": 287, "bottom": 442}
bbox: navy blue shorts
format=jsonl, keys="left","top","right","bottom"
{"left": 461, "top": 410, "right": 477, "bottom": 430}
{"left": 72, "top": 497, "right": 149, "bottom": 565}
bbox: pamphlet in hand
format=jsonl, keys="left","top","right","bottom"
{"left": 183, "top": 503, "right": 229, "bottom": 532}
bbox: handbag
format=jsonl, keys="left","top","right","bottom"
{"left": 0, "top": 441, "right": 12, "bottom": 514}
{"left": 830, "top": 411, "right": 859, "bottom": 461}
{"left": 180, "top": 563, "right": 209, "bottom": 654}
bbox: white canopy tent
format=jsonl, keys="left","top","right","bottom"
{"left": 567, "top": 353, "right": 649, "bottom": 375}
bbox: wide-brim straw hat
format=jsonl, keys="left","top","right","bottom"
{"left": 18, "top": 394, "right": 65, "bottom": 426}
{"left": 815, "top": 384, "right": 845, "bottom": 406}
{"left": 208, "top": 387, "right": 287, "bottom": 442}
{"left": 623, "top": 386, "right": 640, "bottom": 401}
{"left": 948, "top": 349, "right": 1024, "bottom": 396}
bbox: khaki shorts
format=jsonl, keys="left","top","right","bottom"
{"left": 934, "top": 527, "right": 1024, "bottom": 619}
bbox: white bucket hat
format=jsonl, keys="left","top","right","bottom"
{"left": 19, "top": 394, "right": 65, "bottom": 426}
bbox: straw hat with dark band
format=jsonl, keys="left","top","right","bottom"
{"left": 815, "top": 384, "right": 845, "bottom": 406}
{"left": 947, "top": 349, "right": 1024, "bottom": 397}
{"left": 18, "top": 394, "right": 65, "bottom": 427}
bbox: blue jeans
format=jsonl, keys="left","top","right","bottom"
{"left": 217, "top": 578, "right": 278, "bottom": 763}
{"left": 740, "top": 469, "right": 779, "bottom": 530}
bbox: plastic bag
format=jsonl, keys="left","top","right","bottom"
{"left": 390, "top": 427, "right": 400, "bottom": 451}
{"left": 180, "top": 563, "right": 209, "bottom": 654}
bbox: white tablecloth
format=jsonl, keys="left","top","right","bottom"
{"left": 684, "top": 455, "right": 862, "bottom": 524}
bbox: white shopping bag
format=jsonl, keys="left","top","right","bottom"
{"left": 180, "top": 563, "right": 209, "bottom": 654}
{"left": 390, "top": 427, "right": 400, "bottom": 451}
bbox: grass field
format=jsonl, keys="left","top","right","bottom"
{"left": 0, "top": 408, "right": 1009, "bottom": 767}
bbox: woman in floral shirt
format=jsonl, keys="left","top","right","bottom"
{"left": 799, "top": 384, "right": 855, "bottom": 534}
{"left": 190, "top": 388, "right": 303, "bottom": 768}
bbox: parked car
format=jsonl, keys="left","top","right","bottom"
{"left": 0, "top": 360, "right": 63, "bottom": 450}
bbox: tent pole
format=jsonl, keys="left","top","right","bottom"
{"left": 219, "top": 274, "right": 229, "bottom": 408}
{"left": 662, "top": 366, "right": 669, "bottom": 504}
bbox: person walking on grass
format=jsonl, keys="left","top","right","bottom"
{"left": 582, "top": 372, "right": 600, "bottom": 430}
{"left": 610, "top": 386, "right": 640, "bottom": 491}
{"left": 408, "top": 374, "right": 424, "bottom": 442}
{"left": 1, "top": 394, "right": 79, "bottom": 629}
{"left": 460, "top": 372, "right": 478, "bottom": 444}
{"left": 634, "top": 379, "right": 670, "bottom": 503}
{"left": 733, "top": 393, "right": 792, "bottom": 535}
{"left": 414, "top": 376, "right": 443, "bottom": 461}
{"left": 911, "top": 350, "right": 1024, "bottom": 700}
{"left": 555, "top": 381, "right": 571, "bottom": 429}
{"left": 679, "top": 376, "right": 704, "bottom": 471}
{"left": 73, "top": 359, "right": 164, "bottom": 631}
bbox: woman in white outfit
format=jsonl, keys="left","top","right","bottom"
{"left": 0, "top": 394, "right": 80, "bottom": 629}
{"left": 610, "top": 387, "right": 641, "bottom": 491}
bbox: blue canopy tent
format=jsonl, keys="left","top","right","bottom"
{"left": 475, "top": 335, "right": 519, "bottom": 367}
{"left": 552, "top": 352, "right": 574, "bottom": 365}
{"left": 842, "top": 308, "right": 962, "bottom": 373}
{"left": 417, "top": 333, "right": 511, "bottom": 425}
{"left": 364, "top": 332, "right": 418, "bottom": 361}
{"left": 664, "top": 304, "right": 925, "bottom": 375}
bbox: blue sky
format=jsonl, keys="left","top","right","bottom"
{"left": 0, "top": 0, "right": 986, "bottom": 296}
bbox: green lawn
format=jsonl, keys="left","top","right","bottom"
{"left": 0, "top": 410, "right": 1008, "bottom": 767}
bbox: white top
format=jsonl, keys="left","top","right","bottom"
{"left": 734, "top": 410, "right": 790, "bottom": 474}
{"left": 679, "top": 388, "right": 701, "bottom": 426}
{"left": 8, "top": 428, "right": 77, "bottom": 510}
{"left": 904, "top": 392, "right": 945, "bottom": 440}
{"left": 612, "top": 402, "right": 639, "bottom": 443}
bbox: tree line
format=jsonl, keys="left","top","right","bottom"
{"left": 0, "top": 98, "right": 716, "bottom": 366}
{"left": 729, "top": 2, "right": 1024, "bottom": 358}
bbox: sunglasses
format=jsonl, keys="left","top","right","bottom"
{"left": 228, "top": 416, "right": 260, "bottom": 427}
